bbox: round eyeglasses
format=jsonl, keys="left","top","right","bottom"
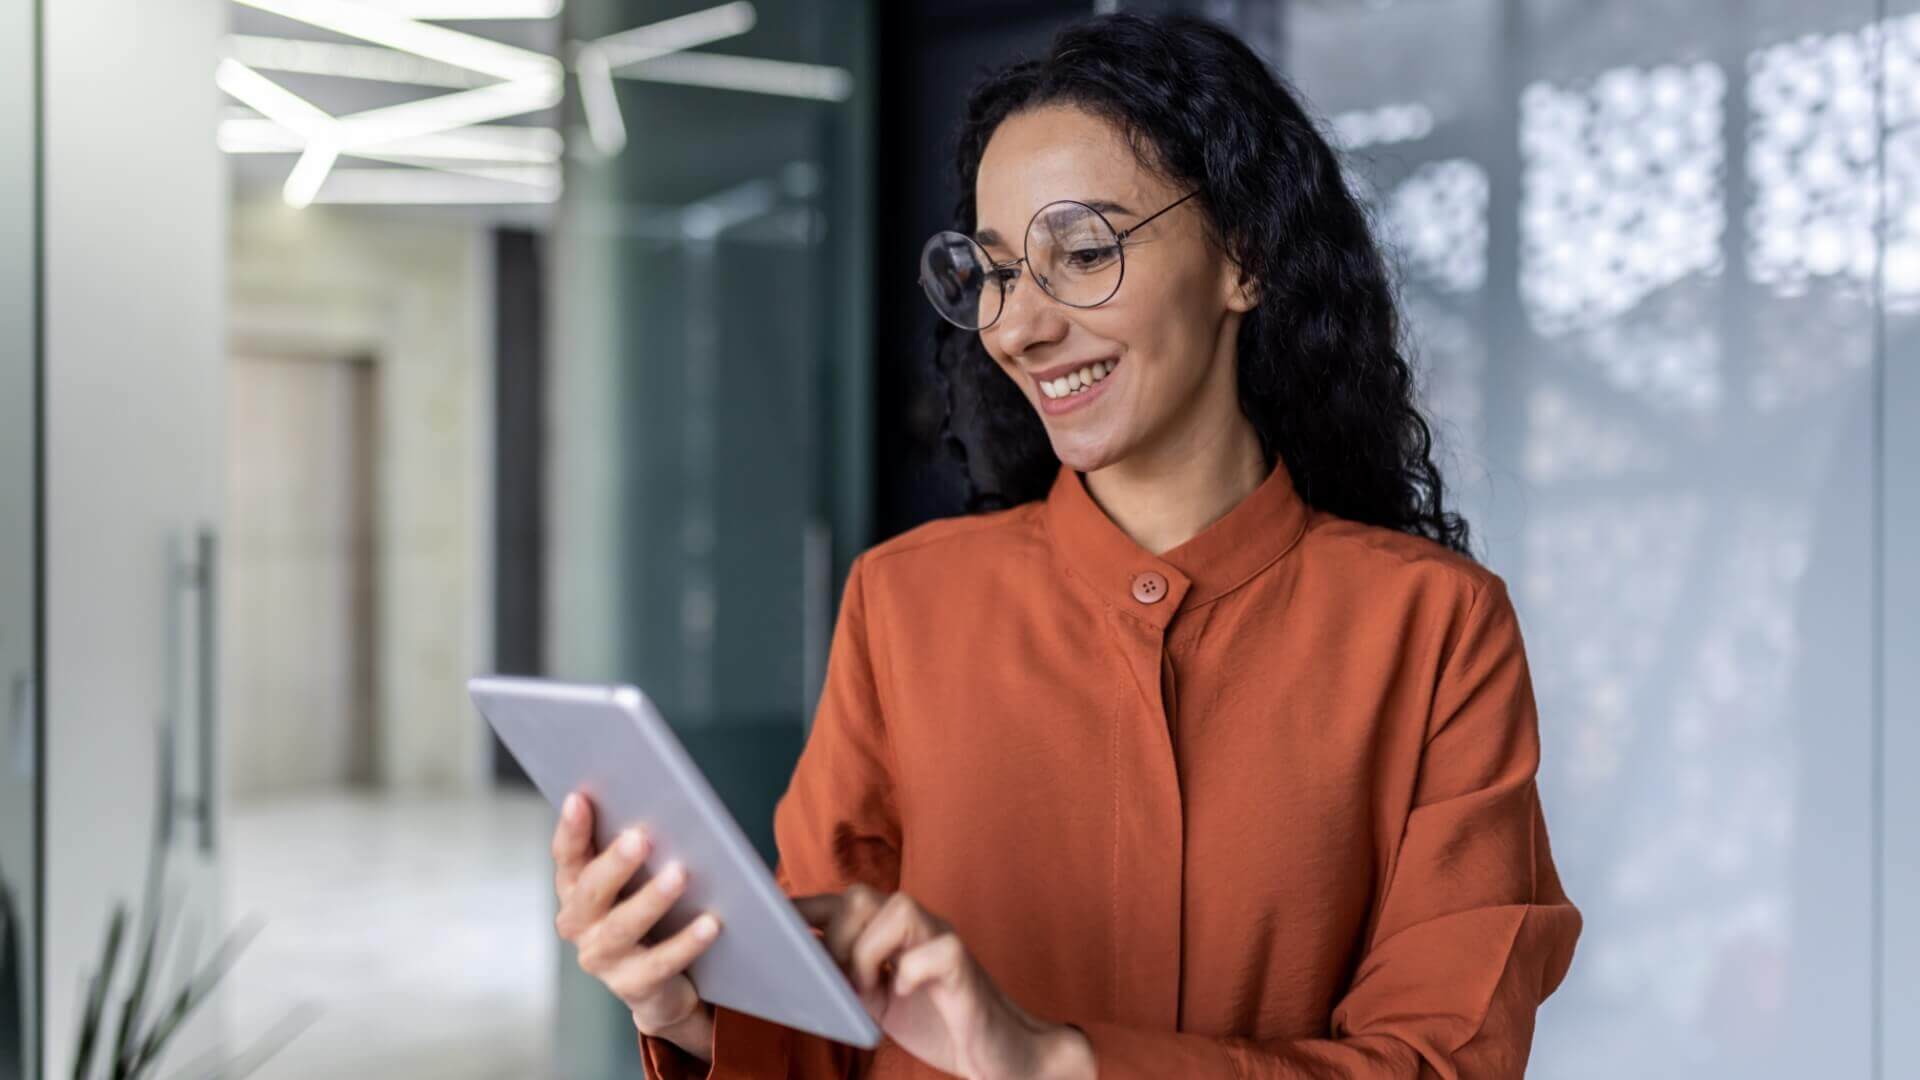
{"left": 918, "top": 191, "right": 1198, "bottom": 331}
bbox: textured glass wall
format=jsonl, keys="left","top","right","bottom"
{"left": 1259, "top": 0, "right": 1905, "bottom": 1075}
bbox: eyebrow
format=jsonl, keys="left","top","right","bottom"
{"left": 974, "top": 199, "right": 1139, "bottom": 249}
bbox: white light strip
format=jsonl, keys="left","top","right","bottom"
{"left": 353, "top": 0, "right": 562, "bottom": 18}
{"left": 576, "top": 44, "right": 625, "bottom": 155}
{"left": 619, "top": 52, "right": 852, "bottom": 101}
{"left": 594, "top": 1, "right": 756, "bottom": 69}
{"left": 330, "top": 75, "right": 562, "bottom": 146}
{"left": 234, "top": 0, "right": 561, "bottom": 82}
{"left": 218, "top": 116, "right": 563, "bottom": 163}
{"left": 285, "top": 140, "right": 341, "bottom": 207}
{"left": 311, "top": 167, "right": 560, "bottom": 204}
{"left": 573, "top": 1, "right": 757, "bottom": 155}
{"left": 214, "top": 58, "right": 334, "bottom": 138}
{"left": 215, "top": 59, "right": 349, "bottom": 206}
{"left": 226, "top": 33, "right": 486, "bottom": 88}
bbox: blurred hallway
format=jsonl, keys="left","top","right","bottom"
{"left": 225, "top": 793, "right": 554, "bottom": 1080}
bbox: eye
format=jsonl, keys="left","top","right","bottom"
{"left": 1064, "top": 244, "right": 1120, "bottom": 271}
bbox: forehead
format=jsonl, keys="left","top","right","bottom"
{"left": 974, "top": 105, "right": 1157, "bottom": 235}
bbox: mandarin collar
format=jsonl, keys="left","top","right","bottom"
{"left": 1042, "top": 455, "right": 1310, "bottom": 629}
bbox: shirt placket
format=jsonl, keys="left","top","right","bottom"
{"left": 1104, "top": 563, "right": 1191, "bottom": 1033}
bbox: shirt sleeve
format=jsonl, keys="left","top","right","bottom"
{"left": 640, "top": 552, "right": 903, "bottom": 1079}
{"left": 1074, "top": 574, "right": 1582, "bottom": 1079}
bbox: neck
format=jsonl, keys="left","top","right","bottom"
{"left": 1082, "top": 413, "right": 1269, "bottom": 556}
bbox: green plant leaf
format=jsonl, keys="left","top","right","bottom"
{"left": 73, "top": 904, "right": 128, "bottom": 1080}
{"left": 124, "top": 915, "right": 263, "bottom": 1079}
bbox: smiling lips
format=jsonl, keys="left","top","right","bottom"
{"left": 1034, "top": 359, "right": 1118, "bottom": 400}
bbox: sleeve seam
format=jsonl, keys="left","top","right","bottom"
{"left": 1424, "top": 573, "right": 1495, "bottom": 751}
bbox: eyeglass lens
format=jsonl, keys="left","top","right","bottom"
{"left": 917, "top": 200, "right": 1125, "bottom": 331}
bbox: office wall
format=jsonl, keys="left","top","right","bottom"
{"left": 229, "top": 202, "right": 493, "bottom": 794}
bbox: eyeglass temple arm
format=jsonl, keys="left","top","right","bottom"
{"left": 1115, "top": 190, "right": 1199, "bottom": 242}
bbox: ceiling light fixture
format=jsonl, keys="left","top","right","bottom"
{"left": 226, "top": 33, "right": 487, "bottom": 89}
{"left": 218, "top": 116, "right": 563, "bottom": 164}
{"left": 353, "top": 0, "right": 563, "bottom": 18}
{"left": 621, "top": 51, "right": 852, "bottom": 102}
{"left": 234, "top": 0, "right": 560, "bottom": 82}
{"left": 574, "top": 1, "right": 758, "bottom": 154}
{"left": 221, "top": 0, "right": 562, "bottom": 205}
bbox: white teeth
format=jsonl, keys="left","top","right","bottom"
{"left": 1037, "top": 361, "right": 1117, "bottom": 401}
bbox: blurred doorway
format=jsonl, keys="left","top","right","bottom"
{"left": 226, "top": 353, "right": 379, "bottom": 798}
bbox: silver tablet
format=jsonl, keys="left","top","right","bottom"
{"left": 468, "top": 674, "right": 882, "bottom": 1050}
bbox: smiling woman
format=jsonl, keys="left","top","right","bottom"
{"left": 931, "top": 16, "right": 1467, "bottom": 561}
{"left": 563, "top": 12, "right": 1583, "bottom": 1080}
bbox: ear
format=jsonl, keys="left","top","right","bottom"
{"left": 1224, "top": 261, "right": 1261, "bottom": 313}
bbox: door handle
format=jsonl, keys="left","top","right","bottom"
{"left": 6, "top": 671, "right": 29, "bottom": 779}
{"left": 170, "top": 527, "right": 218, "bottom": 855}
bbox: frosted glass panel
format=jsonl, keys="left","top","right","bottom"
{"left": 1280, "top": 1, "right": 1886, "bottom": 1075}
{"left": 0, "top": 0, "right": 34, "bottom": 1074}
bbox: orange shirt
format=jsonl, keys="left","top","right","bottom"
{"left": 643, "top": 456, "right": 1580, "bottom": 1078}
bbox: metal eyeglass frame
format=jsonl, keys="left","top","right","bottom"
{"left": 919, "top": 189, "right": 1200, "bottom": 331}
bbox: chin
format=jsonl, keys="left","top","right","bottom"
{"left": 1044, "top": 428, "right": 1128, "bottom": 473}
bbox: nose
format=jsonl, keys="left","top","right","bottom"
{"left": 985, "top": 270, "right": 1069, "bottom": 361}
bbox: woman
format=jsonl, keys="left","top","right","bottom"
{"left": 551, "top": 12, "right": 1580, "bottom": 1079}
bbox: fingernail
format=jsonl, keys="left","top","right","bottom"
{"left": 619, "top": 829, "right": 645, "bottom": 857}
{"left": 693, "top": 915, "right": 719, "bottom": 940}
{"left": 563, "top": 794, "right": 580, "bottom": 819}
{"left": 657, "top": 862, "right": 686, "bottom": 890}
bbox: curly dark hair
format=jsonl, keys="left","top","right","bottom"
{"left": 930, "top": 11, "right": 1472, "bottom": 556}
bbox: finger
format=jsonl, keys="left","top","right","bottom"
{"left": 824, "top": 884, "right": 886, "bottom": 969}
{"left": 851, "top": 893, "right": 935, "bottom": 995}
{"left": 551, "top": 792, "right": 595, "bottom": 895}
{"left": 557, "top": 827, "right": 649, "bottom": 938}
{"left": 792, "top": 893, "right": 842, "bottom": 929}
{"left": 605, "top": 913, "right": 723, "bottom": 1004}
{"left": 582, "top": 860, "right": 690, "bottom": 965}
{"left": 891, "top": 933, "right": 965, "bottom": 999}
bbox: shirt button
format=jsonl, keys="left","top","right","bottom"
{"left": 1130, "top": 570, "right": 1169, "bottom": 604}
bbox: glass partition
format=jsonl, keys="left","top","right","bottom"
{"left": 1259, "top": 0, "right": 1894, "bottom": 1075}
{"left": 0, "top": 0, "right": 37, "bottom": 1075}
{"left": 546, "top": 2, "right": 872, "bottom": 1073}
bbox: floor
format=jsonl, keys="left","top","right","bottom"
{"left": 222, "top": 791, "right": 556, "bottom": 1080}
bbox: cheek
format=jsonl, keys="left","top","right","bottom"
{"left": 987, "top": 349, "right": 1031, "bottom": 396}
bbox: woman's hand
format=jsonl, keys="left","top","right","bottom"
{"left": 551, "top": 792, "right": 723, "bottom": 1049}
{"left": 794, "top": 885, "right": 1095, "bottom": 1080}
